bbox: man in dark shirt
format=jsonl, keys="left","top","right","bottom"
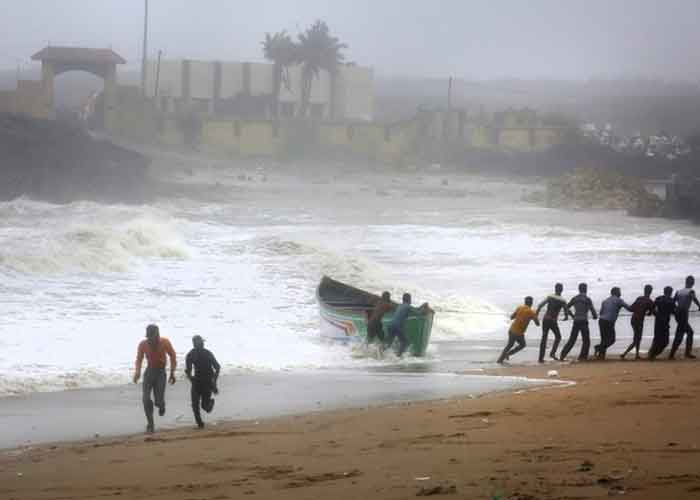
{"left": 560, "top": 283, "right": 598, "bottom": 361}
{"left": 185, "top": 335, "right": 221, "bottom": 429}
{"left": 536, "top": 283, "right": 569, "bottom": 362}
{"left": 649, "top": 286, "right": 676, "bottom": 360}
{"left": 621, "top": 284, "right": 655, "bottom": 360}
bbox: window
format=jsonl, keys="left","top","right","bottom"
{"left": 280, "top": 102, "right": 295, "bottom": 117}
{"left": 310, "top": 103, "right": 325, "bottom": 119}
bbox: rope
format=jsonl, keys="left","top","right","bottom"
{"left": 441, "top": 309, "right": 700, "bottom": 319}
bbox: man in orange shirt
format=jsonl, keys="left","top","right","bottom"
{"left": 134, "top": 324, "right": 177, "bottom": 433}
{"left": 497, "top": 296, "right": 540, "bottom": 364}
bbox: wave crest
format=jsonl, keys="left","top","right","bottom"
{"left": 0, "top": 216, "right": 188, "bottom": 274}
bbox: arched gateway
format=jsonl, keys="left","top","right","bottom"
{"left": 31, "top": 46, "right": 126, "bottom": 127}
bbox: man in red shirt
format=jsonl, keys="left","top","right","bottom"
{"left": 133, "top": 324, "right": 177, "bottom": 433}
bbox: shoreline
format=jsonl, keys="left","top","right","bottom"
{"left": 3, "top": 359, "right": 699, "bottom": 499}
{"left": 0, "top": 369, "right": 551, "bottom": 451}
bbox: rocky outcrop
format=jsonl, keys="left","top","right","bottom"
{"left": 544, "top": 167, "right": 663, "bottom": 215}
{"left": 0, "top": 113, "right": 151, "bottom": 204}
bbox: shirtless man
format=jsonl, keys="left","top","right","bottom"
{"left": 536, "top": 283, "right": 569, "bottom": 362}
{"left": 367, "top": 291, "right": 392, "bottom": 346}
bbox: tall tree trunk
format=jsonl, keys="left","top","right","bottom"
{"left": 298, "top": 67, "right": 312, "bottom": 118}
{"left": 272, "top": 62, "right": 281, "bottom": 118}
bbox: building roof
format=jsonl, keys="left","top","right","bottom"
{"left": 31, "top": 46, "right": 126, "bottom": 65}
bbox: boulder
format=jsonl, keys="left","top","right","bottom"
{"left": 544, "top": 167, "right": 662, "bottom": 215}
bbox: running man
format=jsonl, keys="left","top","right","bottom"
{"left": 648, "top": 286, "right": 675, "bottom": 360}
{"left": 366, "top": 291, "right": 393, "bottom": 346}
{"left": 560, "top": 283, "right": 598, "bottom": 361}
{"left": 385, "top": 293, "right": 430, "bottom": 356}
{"left": 133, "top": 324, "right": 177, "bottom": 433}
{"left": 621, "top": 285, "right": 655, "bottom": 360}
{"left": 497, "top": 296, "right": 540, "bottom": 364}
{"left": 670, "top": 275, "right": 700, "bottom": 359}
{"left": 185, "top": 335, "right": 221, "bottom": 429}
{"left": 536, "top": 283, "right": 569, "bottom": 362}
{"left": 595, "top": 287, "right": 632, "bottom": 360}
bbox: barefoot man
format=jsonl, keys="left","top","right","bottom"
{"left": 497, "top": 296, "right": 540, "bottom": 364}
{"left": 560, "top": 283, "right": 598, "bottom": 361}
{"left": 536, "top": 283, "right": 569, "bottom": 362}
{"left": 670, "top": 275, "right": 700, "bottom": 360}
{"left": 185, "top": 335, "right": 221, "bottom": 429}
{"left": 133, "top": 324, "right": 177, "bottom": 433}
{"left": 621, "top": 284, "right": 655, "bottom": 360}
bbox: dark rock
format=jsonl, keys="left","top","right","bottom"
{"left": 0, "top": 113, "right": 151, "bottom": 204}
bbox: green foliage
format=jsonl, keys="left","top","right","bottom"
{"left": 296, "top": 20, "right": 347, "bottom": 117}
{"left": 262, "top": 31, "right": 299, "bottom": 118}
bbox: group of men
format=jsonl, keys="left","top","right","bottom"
{"left": 498, "top": 275, "right": 699, "bottom": 364}
{"left": 365, "top": 292, "right": 430, "bottom": 355}
{"left": 133, "top": 325, "right": 221, "bottom": 432}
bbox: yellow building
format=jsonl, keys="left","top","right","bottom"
{"left": 144, "top": 59, "right": 373, "bottom": 122}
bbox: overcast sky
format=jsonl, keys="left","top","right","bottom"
{"left": 2, "top": 0, "right": 700, "bottom": 80}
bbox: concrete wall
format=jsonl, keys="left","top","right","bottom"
{"left": 334, "top": 65, "right": 374, "bottom": 121}
{"left": 146, "top": 60, "right": 182, "bottom": 98}
{"left": 189, "top": 60, "right": 214, "bottom": 99}
{"left": 220, "top": 62, "right": 244, "bottom": 99}
{"left": 498, "top": 128, "right": 533, "bottom": 151}
{"left": 249, "top": 63, "right": 273, "bottom": 97}
{"left": 144, "top": 58, "right": 374, "bottom": 120}
{"left": 0, "top": 80, "right": 48, "bottom": 119}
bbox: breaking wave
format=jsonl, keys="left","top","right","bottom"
{"left": 0, "top": 215, "right": 189, "bottom": 274}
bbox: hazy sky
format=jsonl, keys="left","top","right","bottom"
{"left": 2, "top": 0, "right": 700, "bottom": 80}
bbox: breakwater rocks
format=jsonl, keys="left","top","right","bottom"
{"left": 0, "top": 113, "right": 151, "bottom": 204}
{"left": 524, "top": 168, "right": 663, "bottom": 216}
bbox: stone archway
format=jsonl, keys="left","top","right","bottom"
{"left": 31, "top": 46, "right": 126, "bottom": 127}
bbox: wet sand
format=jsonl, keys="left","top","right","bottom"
{"left": 2, "top": 359, "right": 700, "bottom": 500}
{"left": 0, "top": 370, "right": 546, "bottom": 450}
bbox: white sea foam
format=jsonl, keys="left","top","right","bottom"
{"left": 0, "top": 205, "right": 189, "bottom": 274}
{"left": 2, "top": 178, "right": 700, "bottom": 396}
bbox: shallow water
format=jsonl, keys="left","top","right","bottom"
{"left": 1, "top": 166, "right": 699, "bottom": 395}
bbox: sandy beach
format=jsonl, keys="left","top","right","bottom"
{"left": 2, "top": 358, "right": 699, "bottom": 500}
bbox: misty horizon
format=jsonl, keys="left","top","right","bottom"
{"left": 2, "top": 0, "right": 700, "bottom": 82}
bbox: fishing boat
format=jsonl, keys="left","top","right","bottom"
{"left": 316, "top": 276, "right": 434, "bottom": 357}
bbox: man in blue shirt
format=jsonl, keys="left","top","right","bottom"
{"left": 560, "top": 283, "right": 598, "bottom": 361}
{"left": 595, "top": 287, "right": 632, "bottom": 360}
{"left": 385, "top": 293, "right": 429, "bottom": 356}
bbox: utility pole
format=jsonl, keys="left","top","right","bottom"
{"left": 154, "top": 50, "right": 162, "bottom": 102}
{"left": 141, "top": 0, "right": 149, "bottom": 96}
{"left": 447, "top": 76, "right": 453, "bottom": 112}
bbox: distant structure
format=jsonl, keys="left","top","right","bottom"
{"left": 0, "top": 46, "right": 125, "bottom": 128}
{"left": 0, "top": 46, "right": 573, "bottom": 164}
{"left": 144, "top": 59, "right": 373, "bottom": 122}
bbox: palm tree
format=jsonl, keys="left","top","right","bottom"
{"left": 296, "top": 20, "right": 347, "bottom": 118}
{"left": 261, "top": 31, "right": 298, "bottom": 118}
